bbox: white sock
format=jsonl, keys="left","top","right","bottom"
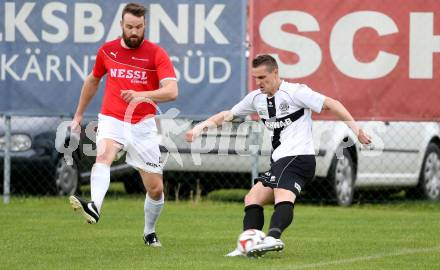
{"left": 144, "top": 193, "right": 164, "bottom": 235}
{"left": 90, "top": 163, "right": 110, "bottom": 213}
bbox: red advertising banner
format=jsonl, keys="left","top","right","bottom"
{"left": 249, "top": 0, "right": 440, "bottom": 120}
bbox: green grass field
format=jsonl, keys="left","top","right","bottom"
{"left": 1, "top": 195, "right": 440, "bottom": 270}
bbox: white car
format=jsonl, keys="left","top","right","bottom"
{"left": 159, "top": 118, "right": 440, "bottom": 206}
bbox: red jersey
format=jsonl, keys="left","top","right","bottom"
{"left": 93, "top": 38, "right": 176, "bottom": 123}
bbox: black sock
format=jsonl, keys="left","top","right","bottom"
{"left": 243, "top": 204, "right": 264, "bottom": 231}
{"left": 267, "top": 201, "right": 294, "bottom": 239}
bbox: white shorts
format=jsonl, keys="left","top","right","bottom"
{"left": 96, "top": 114, "right": 162, "bottom": 174}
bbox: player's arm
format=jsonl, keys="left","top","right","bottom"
{"left": 322, "top": 97, "right": 371, "bottom": 144}
{"left": 121, "top": 47, "right": 178, "bottom": 103}
{"left": 185, "top": 110, "right": 234, "bottom": 142}
{"left": 144, "top": 79, "right": 178, "bottom": 102}
{"left": 120, "top": 79, "right": 178, "bottom": 103}
{"left": 71, "top": 73, "right": 101, "bottom": 132}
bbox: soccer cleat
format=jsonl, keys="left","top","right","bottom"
{"left": 144, "top": 232, "right": 162, "bottom": 247}
{"left": 246, "top": 236, "right": 284, "bottom": 257}
{"left": 69, "top": 195, "right": 100, "bottom": 224}
{"left": 225, "top": 248, "right": 245, "bottom": 257}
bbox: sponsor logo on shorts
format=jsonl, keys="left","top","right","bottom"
{"left": 270, "top": 175, "right": 276, "bottom": 182}
{"left": 294, "top": 182, "right": 302, "bottom": 193}
{"left": 146, "top": 162, "right": 160, "bottom": 168}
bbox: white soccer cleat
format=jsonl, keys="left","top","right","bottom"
{"left": 246, "top": 236, "right": 284, "bottom": 257}
{"left": 225, "top": 248, "right": 245, "bottom": 257}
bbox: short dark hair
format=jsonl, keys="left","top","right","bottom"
{"left": 122, "top": 3, "right": 147, "bottom": 20}
{"left": 252, "top": 54, "right": 278, "bottom": 72}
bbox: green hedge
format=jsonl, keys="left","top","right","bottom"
{"left": 206, "top": 189, "right": 248, "bottom": 202}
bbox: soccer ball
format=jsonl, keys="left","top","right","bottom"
{"left": 237, "top": 229, "right": 266, "bottom": 253}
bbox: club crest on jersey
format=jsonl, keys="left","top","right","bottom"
{"left": 109, "top": 68, "right": 148, "bottom": 84}
{"left": 279, "top": 101, "right": 289, "bottom": 113}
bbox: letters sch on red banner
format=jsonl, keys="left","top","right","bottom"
{"left": 249, "top": 0, "right": 440, "bottom": 121}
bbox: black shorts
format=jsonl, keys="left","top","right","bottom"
{"left": 255, "top": 155, "right": 316, "bottom": 196}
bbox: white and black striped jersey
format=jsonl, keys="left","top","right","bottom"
{"left": 231, "top": 80, "right": 325, "bottom": 162}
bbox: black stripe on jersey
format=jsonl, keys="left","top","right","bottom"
{"left": 267, "top": 97, "right": 276, "bottom": 118}
{"left": 266, "top": 97, "right": 280, "bottom": 151}
{"left": 262, "top": 108, "right": 304, "bottom": 130}
{"left": 262, "top": 98, "right": 304, "bottom": 152}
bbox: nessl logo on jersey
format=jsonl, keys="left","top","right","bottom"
{"left": 109, "top": 68, "right": 148, "bottom": 84}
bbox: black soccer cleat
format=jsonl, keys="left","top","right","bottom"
{"left": 143, "top": 232, "right": 162, "bottom": 247}
{"left": 69, "top": 195, "right": 100, "bottom": 224}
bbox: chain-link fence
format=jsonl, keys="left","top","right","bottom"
{"left": 2, "top": 114, "right": 440, "bottom": 205}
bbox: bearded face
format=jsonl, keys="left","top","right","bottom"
{"left": 122, "top": 30, "right": 144, "bottom": 48}
{"left": 121, "top": 13, "right": 145, "bottom": 49}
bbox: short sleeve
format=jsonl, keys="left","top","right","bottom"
{"left": 231, "top": 91, "right": 257, "bottom": 116}
{"left": 92, "top": 48, "right": 107, "bottom": 78}
{"left": 292, "top": 84, "right": 326, "bottom": 113}
{"left": 155, "top": 47, "right": 176, "bottom": 82}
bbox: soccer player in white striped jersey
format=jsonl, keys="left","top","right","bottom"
{"left": 186, "top": 54, "right": 371, "bottom": 257}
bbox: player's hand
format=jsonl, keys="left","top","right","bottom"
{"left": 185, "top": 128, "right": 202, "bottom": 142}
{"left": 70, "top": 115, "right": 82, "bottom": 136}
{"left": 120, "top": 90, "right": 145, "bottom": 103}
{"left": 358, "top": 128, "right": 372, "bottom": 145}
{"left": 185, "top": 130, "right": 196, "bottom": 142}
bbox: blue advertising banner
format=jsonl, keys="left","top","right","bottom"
{"left": 0, "top": 0, "right": 246, "bottom": 118}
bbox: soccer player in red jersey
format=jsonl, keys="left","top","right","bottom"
{"left": 69, "top": 3, "right": 178, "bottom": 247}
